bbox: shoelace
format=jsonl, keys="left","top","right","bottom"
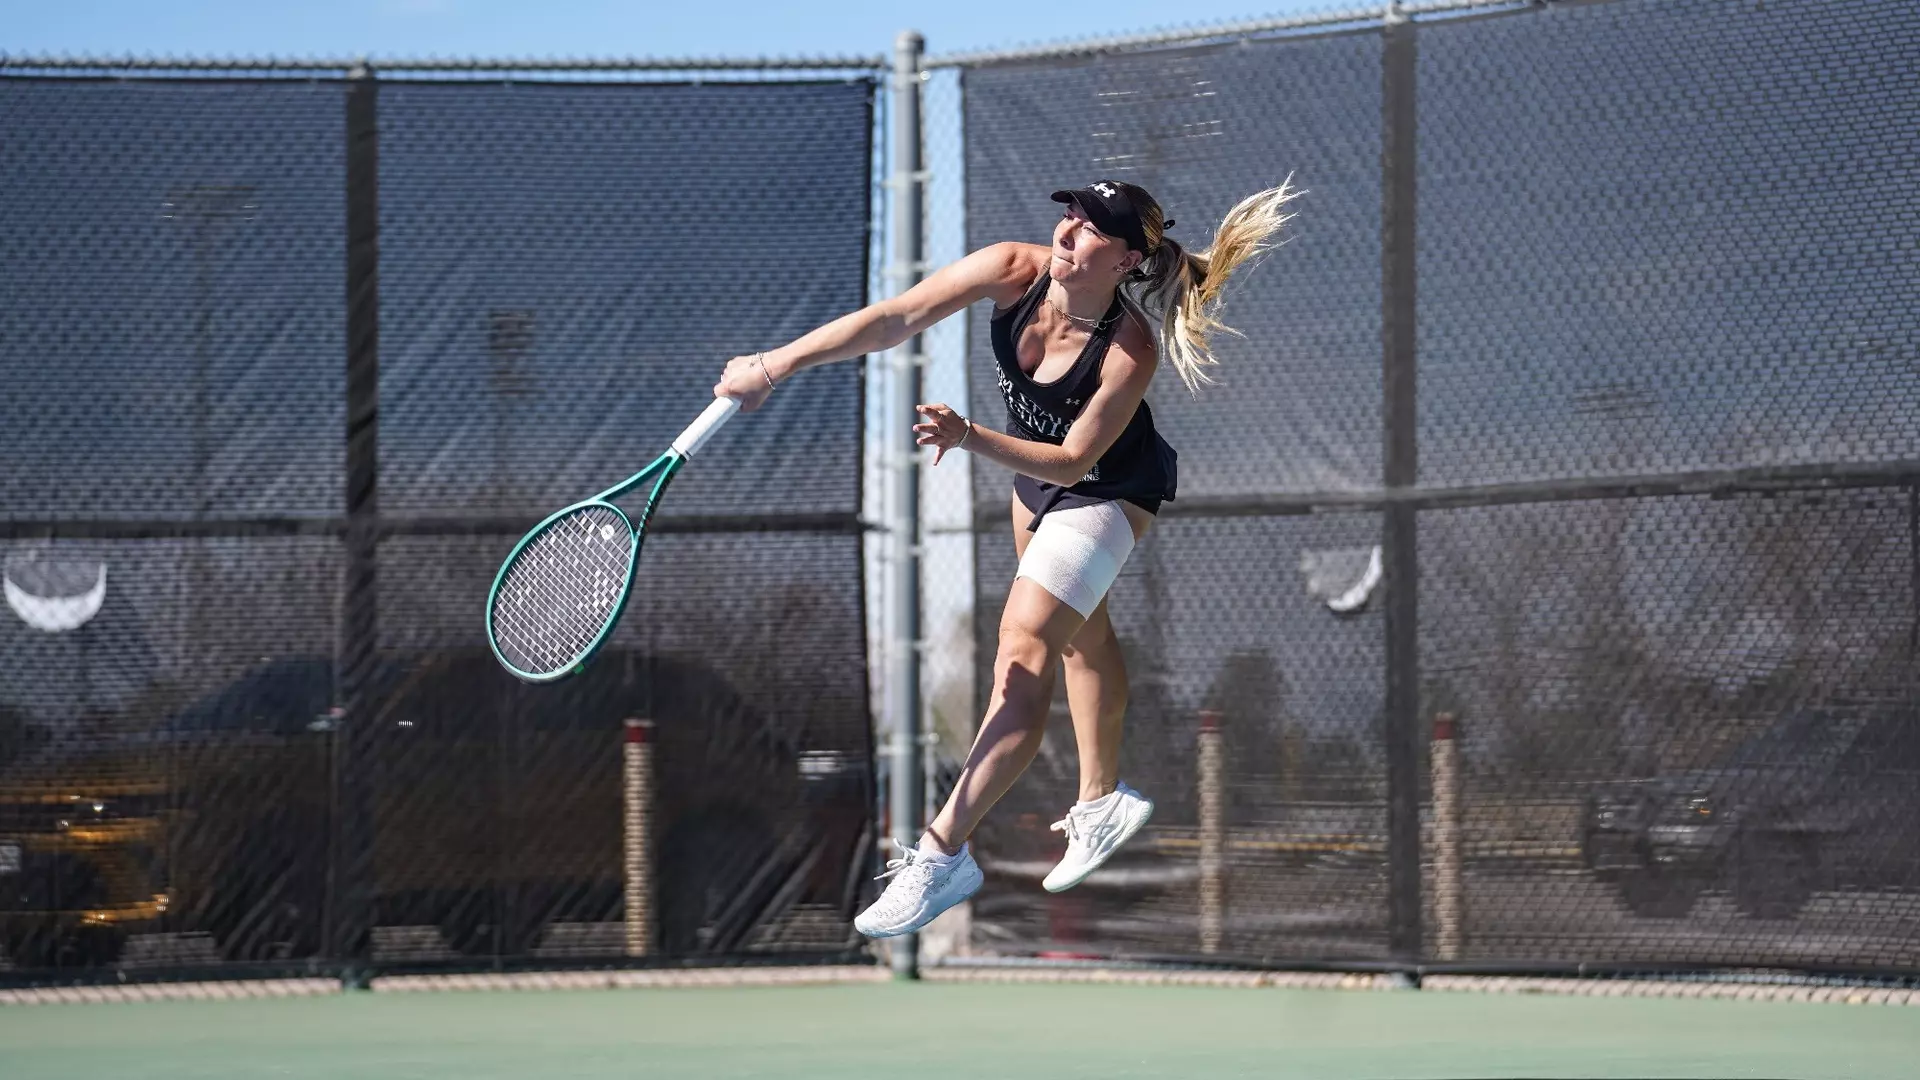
{"left": 1052, "top": 793, "right": 1126, "bottom": 850}
{"left": 875, "top": 838, "right": 934, "bottom": 882}
{"left": 1050, "top": 808, "right": 1087, "bottom": 848}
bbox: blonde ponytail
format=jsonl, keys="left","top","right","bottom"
{"left": 1130, "top": 177, "right": 1301, "bottom": 393}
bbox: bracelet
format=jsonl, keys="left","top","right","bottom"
{"left": 754, "top": 352, "right": 777, "bottom": 392}
{"left": 956, "top": 415, "right": 973, "bottom": 448}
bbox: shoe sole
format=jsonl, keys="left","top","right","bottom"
{"left": 855, "top": 861, "right": 984, "bottom": 939}
{"left": 1042, "top": 798, "right": 1155, "bottom": 893}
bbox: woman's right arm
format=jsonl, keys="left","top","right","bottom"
{"left": 715, "top": 241, "right": 1042, "bottom": 409}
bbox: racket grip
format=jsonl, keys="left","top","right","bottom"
{"left": 672, "top": 396, "right": 741, "bottom": 458}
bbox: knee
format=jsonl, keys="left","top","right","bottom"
{"left": 993, "top": 626, "right": 1055, "bottom": 703}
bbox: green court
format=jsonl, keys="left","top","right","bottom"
{"left": 3, "top": 981, "right": 1914, "bottom": 1079}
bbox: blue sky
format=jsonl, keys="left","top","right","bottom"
{"left": 10, "top": 0, "right": 1331, "bottom": 61}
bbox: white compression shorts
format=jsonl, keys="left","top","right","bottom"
{"left": 1014, "top": 501, "right": 1137, "bottom": 619}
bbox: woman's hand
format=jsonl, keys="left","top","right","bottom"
{"left": 714, "top": 353, "right": 778, "bottom": 412}
{"left": 913, "top": 403, "right": 973, "bottom": 465}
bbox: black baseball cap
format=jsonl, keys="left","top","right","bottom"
{"left": 1050, "top": 180, "right": 1172, "bottom": 255}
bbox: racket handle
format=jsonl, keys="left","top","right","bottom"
{"left": 673, "top": 396, "right": 741, "bottom": 458}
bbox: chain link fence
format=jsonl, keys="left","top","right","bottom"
{"left": 0, "top": 62, "right": 879, "bottom": 978}
{"left": 943, "top": 0, "right": 1920, "bottom": 973}
{"left": 5, "top": 0, "right": 1919, "bottom": 988}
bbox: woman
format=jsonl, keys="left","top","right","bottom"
{"left": 715, "top": 178, "right": 1298, "bottom": 938}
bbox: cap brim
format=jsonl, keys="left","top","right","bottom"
{"left": 1049, "top": 186, "right": 1149, "bottom": 252}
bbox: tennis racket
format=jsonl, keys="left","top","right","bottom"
{"left": 486, "top": 396, "right": 740, "bottom": 682}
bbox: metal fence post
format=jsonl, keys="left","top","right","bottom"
{"left": 331, "top": 59, "right": 381, "bottom": 988}
{"left": 1379, "top": 2, "right": 1424, "bottom": 969}
{"left": 885, "top": 29, "right": 928, "bottom": 981}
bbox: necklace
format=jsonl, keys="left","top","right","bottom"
{"left": 1047, "top": 289, "right": 1119, "bottom": 331}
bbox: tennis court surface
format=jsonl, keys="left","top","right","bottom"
{"left": 3, "top": 980, "right": 1916, "bottom": 1079}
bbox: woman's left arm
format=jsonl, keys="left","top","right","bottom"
{"left": 914, "top": 342, "right": 1155, "bottom": 484}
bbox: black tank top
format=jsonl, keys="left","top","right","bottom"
{"left": 991, "top": 273, "right": 1178, "bottom": 530}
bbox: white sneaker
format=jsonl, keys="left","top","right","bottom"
{"left": 1043, "top": 781, "right": 1155, "bottom": 893}
{"left": 854, "top": 838, "right": 983, "bottom": 939}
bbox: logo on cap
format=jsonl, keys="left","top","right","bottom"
{"left": 1092, "top": 182, "right": 1118, "bottom": 199}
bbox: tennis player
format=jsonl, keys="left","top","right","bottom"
{"left": 715, "top": 178, "right": 1298, "bottom": 938}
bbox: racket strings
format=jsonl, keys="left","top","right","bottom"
{"left": 489, "top": 505, "right": 635, "bottom": 676}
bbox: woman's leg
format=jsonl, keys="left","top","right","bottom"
{"left": 922, "top": 574, "right": 1085, "bottom": 852}
{"left": 1038, "top": 500, "right": 1157, "bottom": 892}
{"left": 856, "top": 496, "right": 1142, "bottom": 936}
{"left": 856, "top": 557, "right": 1084, "bottom": 938}
{"left": 931, "top": 496, "right": 1154, "bottom": 838}
{"left": 1057, "top": 500, "right": 1154, "bottom": 802}
{"left": 921, "top": 493, "right": 1139, "bottom": 850}
{"left": 999, "top": 495, "right": 1154, "bottom": 804}
{"left": 1060, "top": 601, "right": 1129, "bottom": 802}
